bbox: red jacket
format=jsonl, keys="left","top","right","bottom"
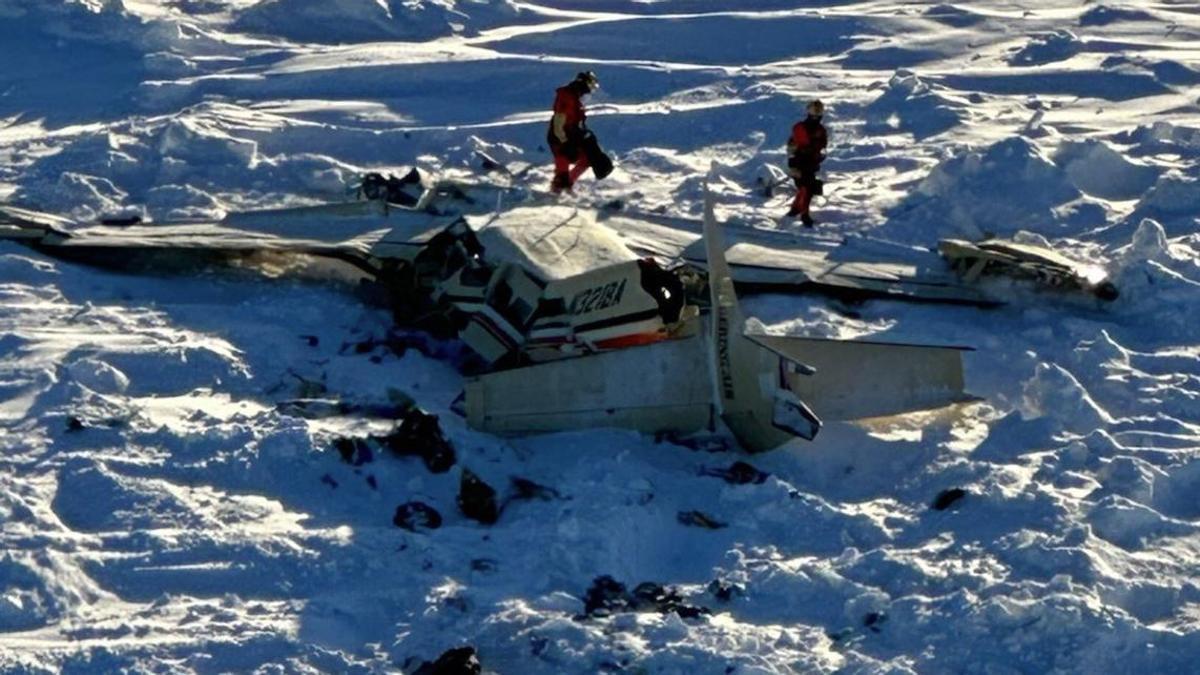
{"left": 788, "top": 116, "right": 828, "bottom": 171}
{"left": 548, "top": 85, "right": 586, "bottom": 145}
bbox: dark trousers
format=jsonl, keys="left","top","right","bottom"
{"left": 790, "top": 169, "right": 819, "bottom": 215}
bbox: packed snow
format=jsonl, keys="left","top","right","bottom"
{"left": 2, "top": 0, "right": 1199, "bottom": 673}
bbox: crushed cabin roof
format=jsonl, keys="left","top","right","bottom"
{"left": 467, "top": 206, "right": 639, "bottom": 282}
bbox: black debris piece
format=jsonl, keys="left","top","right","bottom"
{"left": 631, "top": 581, "right": 674, "bottom": 607}
{"left": 510, "top": 477, "right": 562, "bottom": 502}
{"left": 582, "top": 576, "right": 711, "bottom": 620}
{"left": 300, "top": 335, "right": 319, "bottom": 347}
{"left": 366, "top": 475, "right": 378, "bottom": 490}
{"left": 99, "top": 214, "right": 143, "bottom": 226}
{"left": 701, "top": 460, "right": 769, "bottom": 485}
{"left": 470, "top": 558, "right": 498, "bottom": 573}
{"left": 726, "top": 460, "right": 769, "bottom": 485}
{"left": 458, "top": 468, "right": 500, "bottom": 525}
{"left": 287, "top": 370, "right": 328, "bottom": 398}
{"left": 358, "top": 169, "right": 423, "bottom": 207}
{"left": 338, "top": 335, "right": 402, "bottom": 356}
{"left": 330, "top": 409, "right": 454, "bottom": 469}
{"left": 677, "top": 510, "right": 728, "bottom": 530}
{"left": 382, "top": 407, "right": 456, "bottom": 473}
{"left": 320, "top": 474, "right": 338, "bottom": 489}
{"left": 863, "top": 611, "right": 888, "bottom": 633}
{"left": 707, "top": 579, "right": 745, "bottom": 603}
{"left": 632, "top": 582, "right": 711, "bottom": 619}
{"left": 671, "top": 603, "right": 711, "bottom": 619}
{"left": 412, "top": 646, "right": 481, "bottom": 675}
{"left": 583, "top": 575, "right": 635, "bottom": 617}
{"left": 393, "top": 501, "right": 443, "bottom": 532}
{"left": 334, "top": 437, "right": 374, "bottom": 466}
{"left": 827, "top": 627, "right": 856, "bottom": 643}
{"left": 931, "top": 488, "right": 968, "bottom": 511}
{"left": 63, "top": 415, "right": 125, "bottom": 431}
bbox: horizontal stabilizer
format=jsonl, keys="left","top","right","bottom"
{"left": 464, "top": 337, "right": 712, "bottom": 436}
{"left": 750, "top": 335, "right": 972, "bottom": 421}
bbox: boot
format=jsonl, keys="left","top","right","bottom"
{"left": 800, "top": 213, "right": 815, "bottom": 228}
{"left": 550, "top": 171, "right": 571, "bottom": 194}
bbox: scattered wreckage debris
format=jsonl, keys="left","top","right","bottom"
{"left": 581, "top": 575, "right": 711, "bottom": 620}
{"left": 458, "top": 468, "right": 500, "bottom": 525}
{"left": 411, "top": 646, "right": 483, "bottom": 675}
{"left": 457, "top": 470, "right": 567, "bottom": 526}
{"left": 707, "top": 578, "right": 745, "bottom": 603}
{"left": 828, "top": 611, "right": 891, "bottom": 645}
{"left": 931, "top": 487, "right": 968, "bottom": 511}
{"left": 510, "top": 476, "right": 563, "bottom": 501}
{"left": 384, "top": 406, "right": 457, "bottom": 473}
{"left": 939, "top": 237, "right": 1119, "bottom": 301}
{"left": 356, "top": 169, "right": 424, "bottom": 207}
{"left": 700, "top": 460, "right": 770, "bottom": 485}
{"left": 325, "top": 401, "right": 457, "bottom": 473}
{"left": 0, "top": 179, "right": 980, "bottom": 453}
{"left": 470, "top": 558, "right": 499, "bottom": 573}
{"left": 64, "top": 414, "right": 126, "bottom": 433}
{"left": 677, "top": 510, "right": 728, "bottom": 530}
{"left": 334, "top": 437, "right": 373, "bottom": 466}
{"left": 394, "top": 501, "right": 443, "bottom": 532}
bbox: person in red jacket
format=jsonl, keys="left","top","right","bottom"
{"left": 547, "top": 71, "right": 599, "bottom": 193}
{"left": 786, "top": 100, "right": 828, "bottom": 227}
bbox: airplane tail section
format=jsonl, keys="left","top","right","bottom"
{"left": 702, "top": 189, "right": 822, "bottom": 451}
{"left": 749, "top": 335, "right": 973, "bottom": 421}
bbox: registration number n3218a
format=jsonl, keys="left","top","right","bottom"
{"left": 569, "top": 279, "right": 628, "bottom": 315}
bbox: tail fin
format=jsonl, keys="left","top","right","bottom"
{"left": 702, "top": 188, "right": 821, "bottom": 450}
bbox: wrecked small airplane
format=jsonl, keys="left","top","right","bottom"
{"left": 939, "top": 237, "right": 1119, "bottom": 301}
{"left": 0, "top": 176, "right": 979, "bottom": 452}
{"left": 463, "top": 194, "right": 974, "bottom": 451}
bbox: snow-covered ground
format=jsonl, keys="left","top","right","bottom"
{"left": 2, "top": 0, "right": 1200, "bottom": 672}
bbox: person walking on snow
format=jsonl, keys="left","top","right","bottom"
{"left": 547, "top": 71, "right": 599, "bottom": 193}
{"left": 785, "top": 99, "right": 828, "bottom": 227}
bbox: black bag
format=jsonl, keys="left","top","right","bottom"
{"left": 457, "top": 468, "right": 499, "bottom": 525}
{"left": 359, "top": 168, "right": 423, "bottom": 206}
{"left": 581, "top": 132, "right": 614, "bottom": 180}
{"left": 811, "top": 177, "right": 824, "bottom": 196}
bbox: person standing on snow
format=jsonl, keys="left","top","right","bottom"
{"left": 547, "top": 71, "right": 600, "bottom": 193}
{"left": 785, "top": 99, "right": 828, "bottom": 227}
